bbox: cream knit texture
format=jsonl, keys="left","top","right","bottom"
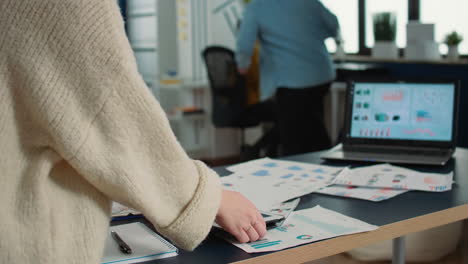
{"left": 0, "top": 0, "right": 222, "bottom": 263}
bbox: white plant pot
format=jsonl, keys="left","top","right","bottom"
{"left": 447, "top": 45, "right": 459, "bottom": 62}
{"left": 372, "top": 41, "right": 399, "bottom": 59}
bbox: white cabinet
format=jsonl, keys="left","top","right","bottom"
{"left": 126, "top": 0, "right": 209, "bottom": 156}
{"left": 158, "top": 81, "right": 209, "bottom": 154}
{"left": 126, "top": 0, "right": 158, "bottom": 91}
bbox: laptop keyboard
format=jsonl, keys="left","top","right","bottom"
{"left": 346, "top": 147, "right": 450, "bottom": 156}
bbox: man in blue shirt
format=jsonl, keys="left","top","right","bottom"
{"left": 236, "top": 0, "right": 339, "bottom": 155}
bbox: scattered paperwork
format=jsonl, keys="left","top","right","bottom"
{"left": 221, "top": 159, "right": 343, "bottom": 210}
{"left": 332, "top": 164, "right": 453, "bottom": 192}
{"left": 227, "top": 157, "right": 343, "bottom": 175}
{"left": 223, "top": 158, "right": 453, "bottom": 207}
{"left": 317, "top": 185, "right": 408, "bottom": 202}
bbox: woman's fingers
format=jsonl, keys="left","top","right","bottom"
{"left": 231, "top": 227, "right": 250, "bottom": 244}
{"left": 244, "top": 223, "right": 260, "bottom": 242}
{"left": 216, "top": 190, "right": 268, "bottom": 243}
{"left": 253, "top": 212, "right": 267, "bottom": 238}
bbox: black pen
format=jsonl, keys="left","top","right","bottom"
{"left": 111, "top": 231, "right": 132, "bottom": 254}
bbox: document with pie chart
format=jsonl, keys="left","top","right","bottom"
{"left": 228, "top": 206, "right": 378, "bottom": 253}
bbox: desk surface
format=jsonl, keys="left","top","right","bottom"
{"left": 117, "top": 148, "right": 468, "bottom": 264}
{"left": 334, "top": 54, "right": 468, "bottom": 65}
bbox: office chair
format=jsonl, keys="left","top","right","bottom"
{"left": 202, "top": 46, "right": 278, "bottom": 160}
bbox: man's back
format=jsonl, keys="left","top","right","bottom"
{"left": 237, "top": 0, "right": 339, "bottom": 99}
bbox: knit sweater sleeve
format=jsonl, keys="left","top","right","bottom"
{"left": 14, "top": 0, "right": 221, "bottom": 250}
{"left": 69, "top": 71, "right": 222, "bottom": 251}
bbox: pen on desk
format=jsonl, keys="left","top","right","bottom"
{"left": 111, "top": 231, "right": 132, "bottom": 254}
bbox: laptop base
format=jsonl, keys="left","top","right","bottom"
{"left": 321, "top": 144, "right": 453, "bottom": 166}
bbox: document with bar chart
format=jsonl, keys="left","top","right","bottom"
{"left": 228, "top": 206, "right": 378, "bottom": 253}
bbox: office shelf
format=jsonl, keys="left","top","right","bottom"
{"left": 127, "top": 11, "right": 157, "bottom": 17}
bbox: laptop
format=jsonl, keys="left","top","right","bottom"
{"left": 321, "top": 79, "right": 460, "bottom": 165}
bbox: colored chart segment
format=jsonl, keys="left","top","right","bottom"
{"left": 249, "top": 239, "right": 282, "bottom": 249}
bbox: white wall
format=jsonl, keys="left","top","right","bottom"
{"left": 206, "top": 0, "right": 244, "bottom": 48}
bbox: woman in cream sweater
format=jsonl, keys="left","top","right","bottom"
{"left": 0, "top": 0, "right": 266, "bottom": 263}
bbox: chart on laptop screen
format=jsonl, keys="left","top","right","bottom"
{"left": 350, "top": 82, "right": 455, "bottom": 141}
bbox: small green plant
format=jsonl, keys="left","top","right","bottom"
{"left": 444, "top": 31, "right": 463, "bottom": 46}
{"left": 373, "top": 12, "right": 396, "bottom": 42}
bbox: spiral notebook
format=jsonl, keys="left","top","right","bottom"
{"left": 102, "top": 223, "right": 178, "bottom": 264}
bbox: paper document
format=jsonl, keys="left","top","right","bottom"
{"left": 221, "top": 167, "right": 334, "bottom": 210}
{"left": 227, "top": 206, "right": 378, "bottom": 253}
{"left": 318, "top": 185, "right": 408, "bottom": 202}
{"left": 227, "top": 157, "right": 343, "bottom": 175}
{"left": 332, "top": 164, "right": 453, "bottom": 192}
{"left": 102, "top": 223, "right": 178, "bottom": 264}
{"left": 222, "top": 158, "right": 344, "bottom": 210}
{"left": 267, "top": 198, "right": 300, "bottom": 219}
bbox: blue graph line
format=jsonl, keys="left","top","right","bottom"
{"left": 252, "top": 242, "right": 281, "bottom": 249}
{"left": 250, "top": 240, "right": 282, "bottom": 249}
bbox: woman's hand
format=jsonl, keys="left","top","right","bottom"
{"left": 215, "top": 190, "right": 267, "bottom": 243}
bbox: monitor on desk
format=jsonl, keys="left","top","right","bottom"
{"left": 348, "top": 81, "right": 457, "bottom": 143}
{"left": 321, "top": 78, "right": 460, "bottom": 165}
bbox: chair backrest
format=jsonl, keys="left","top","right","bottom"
{"left": 202, "top": 46, "right": 252, "bottom": 127}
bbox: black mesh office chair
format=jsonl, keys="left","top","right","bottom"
{"left": 202, "top": 46, "right": 278, "bottom": 160}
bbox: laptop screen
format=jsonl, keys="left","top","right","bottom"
{"left": 349, "top": 82, "right": 456, "bottom": 142}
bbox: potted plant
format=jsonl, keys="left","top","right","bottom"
{"left": 444, "top": 31, "right": 463, "bottom": 61}
{"left": 372, "top": 12, "right": 398, "bottom": 59}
